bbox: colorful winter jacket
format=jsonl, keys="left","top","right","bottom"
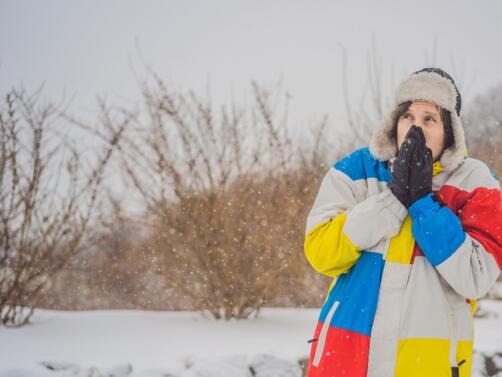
{"left": 304, "top": 146, "right": 502, "bottom": 377}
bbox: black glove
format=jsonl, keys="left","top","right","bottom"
{"left": 388, "top": 125, "right": 421, "bottom": 208}
{"left": 408, "top": 126, "right": 433, "bottom": 206}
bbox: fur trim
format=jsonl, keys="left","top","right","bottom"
{"left": 438, "top": 111, "right": 467, "bottom": 171}
{"left": 394, "top": 71, "right": 459, "bottom": 114}
{"left": 368, "top": 71, "right": 468, "bottom": 172}
{"left": 368, "top": 106, "right": 400, "bottom": 162}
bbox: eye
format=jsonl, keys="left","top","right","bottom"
{"left": 425, "top": 116, "right": 436, "bottom": 123}
{"left": 403, "top": 113, "right": 412, "bottom": 119}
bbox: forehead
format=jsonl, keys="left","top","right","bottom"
{"left": 409, "top": 100, "right": 441, "bottom": 114}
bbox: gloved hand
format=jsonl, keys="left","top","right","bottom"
{"left": 408, "top": 126, "right": 433, "bottom": 206}
{"left": 388, "top": 125, "right": 421, "bottom": 208}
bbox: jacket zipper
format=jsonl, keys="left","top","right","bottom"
{"left": 448, "top": 311, "right": 456, "bottom": 362}
{"left": 449, "top": 309, "right": 468, "bottom": 376}
{"left": 448, "top": 310, "right": 458, "bottom": 376}
{"left": 313, "top": 300, "right": 339, "bottom": 367}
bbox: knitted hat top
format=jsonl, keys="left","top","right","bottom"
{"left": 369, "top": 67, "right": 468, "bottom": 173}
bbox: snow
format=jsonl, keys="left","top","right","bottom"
{"left": 0, "top": 307, "right": 316, "bottom": 376}
{"left": 1, "top": 301, "right": 502, "bottom": 376}
{"left": 474, "top": 300, "right": 502, "bottom": 354}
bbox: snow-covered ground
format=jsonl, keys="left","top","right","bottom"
{"left": 0, "top": 307, "right": 315, "bottom": 377}
{"left": 1, "top": 301, "right": 502, "bottom": 376}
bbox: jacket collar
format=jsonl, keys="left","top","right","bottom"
{"left": 432, "top": 160, "right": 443, "bottom": 176}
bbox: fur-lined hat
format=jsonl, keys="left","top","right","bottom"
{"left": 369, "top": 67, "right": 467, "bottom": 172}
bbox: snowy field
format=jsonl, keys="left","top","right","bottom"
{"left": 1, "top": 301, "right": 502, "bottom": 377}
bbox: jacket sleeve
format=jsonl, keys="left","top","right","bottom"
{"left": 408, "top": 164, "right": 502, "bottom": 299}
{"left": 304, "top": 165, "right": 408, "bottom": 278}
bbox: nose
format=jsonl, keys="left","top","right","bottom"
{"left": 410, "top": 124, "right": 429, "bottom": 146}
{"left": 412, "top": 123, "right": 425, "bottom": 131}
{"left": 411, "top": 124, "right": 427, "bottom": 136}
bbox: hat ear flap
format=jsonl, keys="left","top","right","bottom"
{"left": 438, "top": 112, "right": 467, "bottom": 171}
{"left": 369, "top": 107, "right": 402, "bottom": 161}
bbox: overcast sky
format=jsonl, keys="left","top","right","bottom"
{"left": 1, "top": 0, "right": 502, "bottom": 135}
{"left": 1, "top": 0, "right": 502, "bottom": 216}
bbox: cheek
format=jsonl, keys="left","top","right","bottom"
{"left": 425, "top": 126, "right": 445, "bottom": 148}
{"left": 423, "top": 127, "right": 445, "bottom": 159}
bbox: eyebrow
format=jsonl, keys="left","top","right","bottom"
{"left": 424, "top": 111, "right": 439, "bottom": 117}
{"left": 406, "top": 110, "right": 439, "bottom": 116}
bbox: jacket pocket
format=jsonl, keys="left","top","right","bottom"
{"left": 312, "top": 300, "right": 339, "bottom": 367}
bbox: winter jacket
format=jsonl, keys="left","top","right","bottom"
{"left": 304, "top": 145, "right": 502, "bottom": 377}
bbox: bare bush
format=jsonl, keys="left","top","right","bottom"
{"left": 0, "top": 87, "right": 124, "bottom": 326}
{"left": 98, "top": 72, "right": 338, "bottom": 319}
